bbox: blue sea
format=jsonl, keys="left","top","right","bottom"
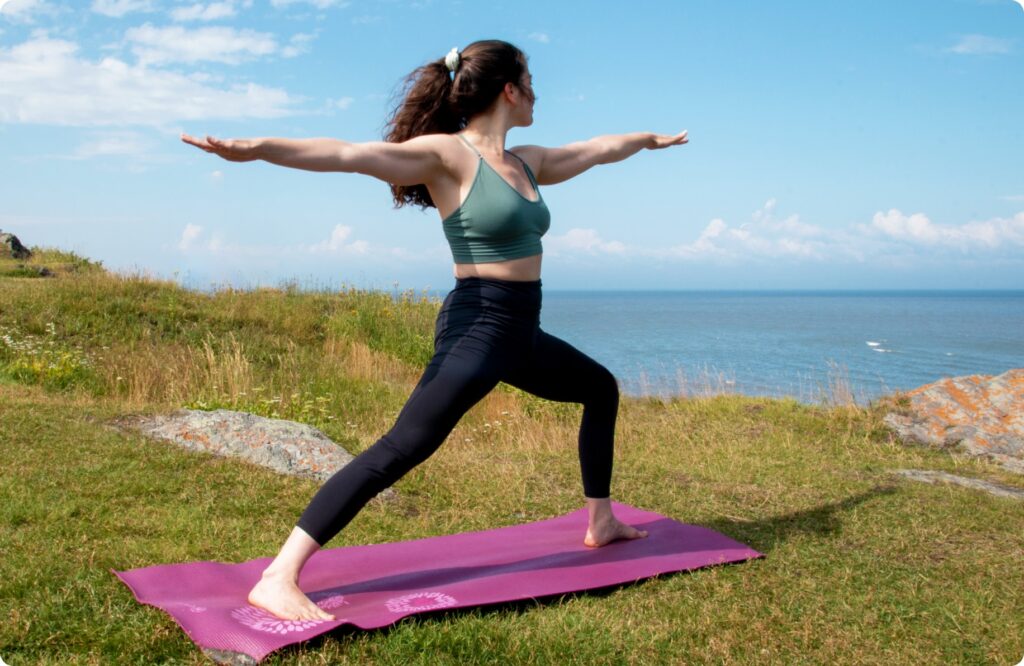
{"left": 528, "top": 290, "right": 1024, "bottom": 405}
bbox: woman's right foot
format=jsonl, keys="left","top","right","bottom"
{"left": 247, "top": 573, "right": 335, "bottom": 621}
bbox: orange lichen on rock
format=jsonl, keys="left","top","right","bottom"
{"left": 883, "top": 368, "right": 1023, "bottom": 464}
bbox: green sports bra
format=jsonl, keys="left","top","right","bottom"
{"left": 442, "top": 133, "right": 551, "bottom": 264}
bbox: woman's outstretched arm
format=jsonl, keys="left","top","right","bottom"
{"left": 179, "top": 133, "right": 446, "bottom": 186}
{"left": 512, "top": 130, "right": 688, "bottom": 186}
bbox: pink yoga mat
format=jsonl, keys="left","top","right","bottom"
{"left": 113, "top": 502, "right": 763, "bottom": 663}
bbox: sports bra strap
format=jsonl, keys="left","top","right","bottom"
{"left": 505, "top": 150, "right": 538, "bottom": 188}
{"left": 455, "top": 133, "right": 482, "bottom": 158}
{"left": 456, "top": 133, "right": 538, "bottom": 188}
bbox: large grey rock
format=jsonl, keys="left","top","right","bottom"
{"left": 883, "top": 368, "right": 1024, "bottom": 474}
{"left": 108, "top": 409, "right": 393, "bottom": 498}
{"left": 0, "top": 230, "right": 32, "bottom": 259}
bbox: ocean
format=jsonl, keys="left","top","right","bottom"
{"left": 529, "top": 290, "right": 1024, "bottom": 405}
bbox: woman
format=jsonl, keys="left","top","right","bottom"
{"left": 182, "top": 39, "right": 688, "bottom": 622}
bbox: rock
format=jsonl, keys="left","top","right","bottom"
{"left": 108, "top": 409, "right": 395, "bottom": 499}
{"left": 0, "top": 230, "right": 32, "bottom": 259}
{"left": 201, "top": 648, "right": 258, "bottom": 666}
{"left": 891, "top": 469, "right": 1024, "bottom": 500}
{"left": 883, "top": 368, "right": 1024, "bottom": 473}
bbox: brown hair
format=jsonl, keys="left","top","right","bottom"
{"left": 383, "top": 39, "right": 531, "bottom": 211}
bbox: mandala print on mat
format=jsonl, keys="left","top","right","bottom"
{"left": 385, "top": 591, "right": 458, "bottom": 614}
{"left": 231, "top": 594, "right": 349, "bottom": 634}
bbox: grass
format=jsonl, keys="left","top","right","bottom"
{"left": 0, "top": 247, "right": 1022, "bottom": 665}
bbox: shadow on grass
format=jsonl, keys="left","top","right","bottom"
{"left": 704, "top": 482, "right": 901, "bottom": 553}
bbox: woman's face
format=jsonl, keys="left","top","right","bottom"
{"left": 518, "top": 68, "right": 536, "bottom": 106}
{"left": 515, "top": 67, "right": 536, "bottom": 126}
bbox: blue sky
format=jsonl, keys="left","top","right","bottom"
{"left": 1, "top": 0, "right": 1022, "bottom": 293}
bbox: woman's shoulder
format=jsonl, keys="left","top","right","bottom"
{"left": 506, "top": 144, "right": 544, "bottom": 178}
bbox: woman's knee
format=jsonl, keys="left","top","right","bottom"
{"left": 587, "top": 363, "right": 619, "bottom": 407}
{"left": 361, "top": 430, "right": 441, "bottom": 481}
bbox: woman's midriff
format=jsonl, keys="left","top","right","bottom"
{"left": 452, "top": 253, "right": 542, "bottom": 281}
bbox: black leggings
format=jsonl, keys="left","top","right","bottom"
{"left": 295, "top": 276, "right": 619, "bottom": 547}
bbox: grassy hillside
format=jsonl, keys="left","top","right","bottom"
{"left": 1, "top": 246, "right": 1021, "bottom": 665}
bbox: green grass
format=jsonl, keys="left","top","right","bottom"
{"left": 0, "top": 247, "right": 1022, "bottom": 664}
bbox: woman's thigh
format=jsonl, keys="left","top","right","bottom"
{"left": 501, "top": 328, "right": 618, "bottom": 403}
{"left": 389, "top": 318, "right": 507, "bottom": 454}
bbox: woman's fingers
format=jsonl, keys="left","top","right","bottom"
{"left": 180, "top": 133, "right": 258, "bottom": 161}
{"left": 180, "top": 133, "right": 216, "bottom": 152}
{"left": 649, "top": 130, "right": 688, "bottom": 150}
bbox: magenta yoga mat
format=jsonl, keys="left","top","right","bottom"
{"left": 112, "top": 502, "right": 764, "bottom": 663}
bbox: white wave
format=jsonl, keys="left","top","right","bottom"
{"left": 866, "top": 341, "right": 881, "bottom": 347}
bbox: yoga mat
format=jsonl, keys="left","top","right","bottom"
{"left": 112, "top": 502, "right": 763, "bottom": 663}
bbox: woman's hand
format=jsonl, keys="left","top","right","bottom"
{"left": 180, "top": 133, "right": 263, "bottom": 162}
{"left": 647, "top": 130, "right": 689, "bottom": 150}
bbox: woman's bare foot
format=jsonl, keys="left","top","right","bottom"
{"left": 583, "top": 516, "right": 649, "bottom": 548}
{"left": 247, "top": 573, "right": 335, "bottom": 622}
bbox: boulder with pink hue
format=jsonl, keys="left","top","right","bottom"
{"left": 108, "top": 409, "right": 395, "bottom": 499}
{"left": 883, "top": 368, "right": 1024, "bottom": 473}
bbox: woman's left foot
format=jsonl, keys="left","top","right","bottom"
{"left": 583, "top": 517, "right": 648, "bottom": 548}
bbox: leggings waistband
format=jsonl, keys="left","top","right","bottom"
{"left": 449, "top": 276, "right": 542, "bottom": 312}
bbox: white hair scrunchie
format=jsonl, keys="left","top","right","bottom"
{"left": 444, "top": 47, "right": 460, "bottom": 73}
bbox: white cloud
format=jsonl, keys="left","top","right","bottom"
{"left": 270, "top": 0, "right": 349, "bottom": 8}
{"left": 0, "top": 0, "right": 55, "bottom": 22}
{"left": 178, "top": 223, "right": 203, "bottom": 250}
{"left": 72, "top": 130, "right": 151, "bottom": 158}
{"left": 175, "top": 223, "right": 376, "bottom": 258}
{"left": 281, "top": 31, "right": 316, "bottom": 58}
{"left": 91, "top": 0, "right": 155, "bottom": 18}
{"left": 946, "top": 34, "right": 1013, "bottom": 55}
{"left": 543, "top": 199, "right": 1024, "bottom": 266}
{"left": 0, "top": 36, "right": 298, "bottom": 126}
{"left": 170, "top": 2, "right": 237, "bottom": 22}
{"left": 861, "top": 209, "right": 1024, "bottom": 249}
{"left": 125, "top": 24, "right": 277, "bottom": 65}
{"left": 331, "top": 96, "right": 354, "bottom": 110}
{"left": 546, "top": 228, "right": 626, "bottom": 255}
{"left": 305, "top": 224, "right": 369, "bottom": 254}
{"left": 527, "top": 32, "right": 550, "bottom": 43}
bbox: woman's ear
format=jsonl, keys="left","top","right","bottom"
{"left": 502, "top": 81, "right": 518, "bottom": 103}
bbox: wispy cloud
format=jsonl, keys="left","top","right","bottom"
{"left": 546, "top": 199, "right": 1024, "bottom": 266}
{"left": 124, "top": 24, "right": 278, "bottom": 65}
{"left": 281, "top": 31, "right": 316, "bottom": 58}
{"left": 178, "top": 222, "right": 204, "bottom": 250}
{"left": 270, "top": 0, "right": 350, "bottom": 8}
{"left": 945, "top": 33, "right": 1013, "bottom": 55}
{"left": 0, "top": 36, "right": 299, "bottom": 126}
{"left": 0, "top": 0, "right": 57, "bottom": 22}
{"left": 170, "top": 2, "right": 237, "bottom": 22}
{"left": 91, "top": 0, "right": 155, "bottom": 18}
{"left": 305, "top": 224, "right": 369, "bottom": 255}
{"left": 859, "top": 208, "right": 1024, "bottom": 249}
{"left": 71, "top": 130, "right": 152, "bottom": 159}
{"left": 176, "top": 223, "right": 372, "bottom": 257}
{"left": 527, "top": 32, "right": 550, "bottom": 44}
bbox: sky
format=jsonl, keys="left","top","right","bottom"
{"left": 1, "top": 0, "right": 1022, "bottom": 293}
